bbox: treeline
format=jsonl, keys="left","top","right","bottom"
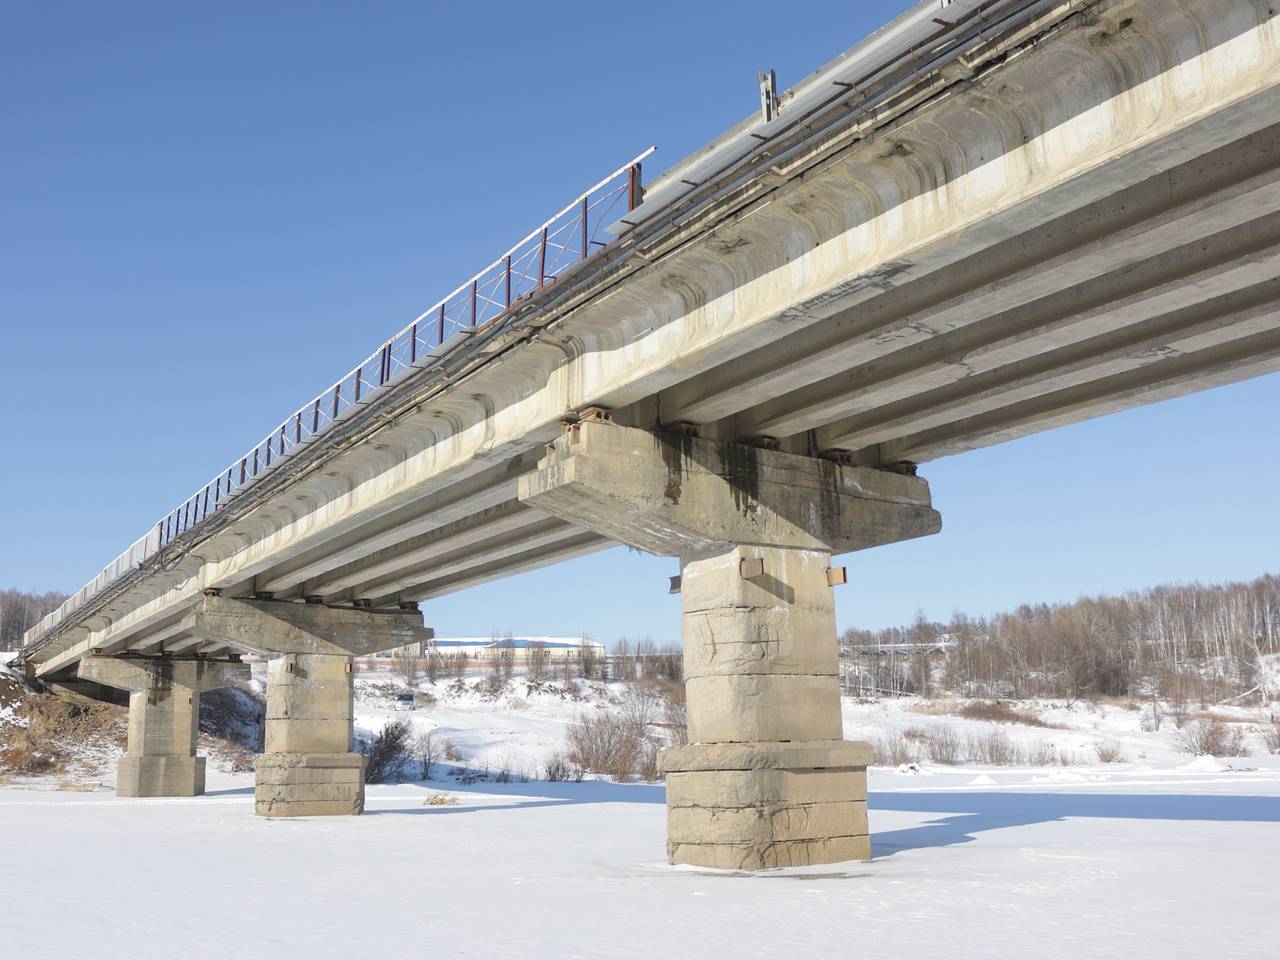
{"left": 841, "top": 573, "right": 1280, "bottom": 704}
{"left": 0, "top": 589, "right": 67, "bottom": 652}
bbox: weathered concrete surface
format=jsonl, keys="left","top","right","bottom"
{"left": 25, "top": 0, "right": 1280, "bottom": 694}
{"left": 519, "top": 422, "right": 940, "bottom": 558}
{"left": 76, "top": 657, "right": 249, "bottom": 797}
{"left": 522, "top": 421, "right": 911, "bottom": 868}
{"left": 255, "top": 655, "right": 364, "bottom": 816}
{"left": 183, "top": 599, "right": 427, "bottom": 816}
{"left": 185, "top": 595, "right": 434, "bottom": 657}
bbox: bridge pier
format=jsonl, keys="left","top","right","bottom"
{"left": 76, "top": 657, "right": 250, "bottom": 797}
{"left": 520, "top": 420, "right": 940, "bottom": 869}
{"left": 186, "top": 596, "right": 433, "bottom": 817}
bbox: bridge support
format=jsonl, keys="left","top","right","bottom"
{"left": 186, "top": 596, "right": 433, "bottom": 817}
{"left": 519, "top": 421, "right": 940, "bottom": 869}
{"left": 76, "top": 657, "right": 250, "bottom": 797}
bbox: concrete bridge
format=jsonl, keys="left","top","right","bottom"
{"left": 16, "top": 0, "right": 1280, "bottom": 869}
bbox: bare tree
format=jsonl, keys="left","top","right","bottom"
{"left": 526, "top": 641, "right": 550, "bottom": 683}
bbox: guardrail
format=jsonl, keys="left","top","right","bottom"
{"left": 25, "top": 148, "right": 652, "bottom": 647}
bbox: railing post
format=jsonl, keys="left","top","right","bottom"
{"left": 539, "top": 227, "right": 548, "bottom": 287}
{"left": 505, "top": 255, "right": 512, "bottom": 308}
{"left": 628, "top": 162, "right": 642, "bottom": 211}
{"left": 332, "top": 384, "right": 341, "bottom": 419}
{"left": 312, "top": 400, "right": 321, "bottom": 434}
{"left": 355, "top": 366, "right": 362, "bottom": 402}
{"left": 295, "top": 413, "right": 302, "bottom": 444}
{"left": 471, "top": 279, "right": 478, "bottom": 326}
{"left": 438, "top": 303, "right": 445, "bottom": 344}
{"left": 410, "top": 323, "right": 417, "bottom": 364}
{"left": 580, "top": 196, "right": 589, "bottom": 260}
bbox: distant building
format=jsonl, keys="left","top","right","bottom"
{"left": 375, "top": 636, "right": 605, "bottom": 662}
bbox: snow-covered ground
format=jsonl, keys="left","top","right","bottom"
{"left": 2, "top": 760, "right": 1278, "bottom": 959}
{"left": 5, "top": 662, "right": 1280, "bottom": 957}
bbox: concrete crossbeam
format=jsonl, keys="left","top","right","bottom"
{"left": 518, "top": 421, "right": 939, "bottom": 559}
{"left": 183, "top": 595, "right": 433, "bottom": 657}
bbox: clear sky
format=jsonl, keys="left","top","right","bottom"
{"left": 2, "top": 2, "right": 1277, "bottom": 646}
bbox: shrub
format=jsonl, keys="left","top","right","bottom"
{"left": 871, "top": 731, "right": 915, "bottom": 767}
{"left": 1093, "top": 740, "right": 1126, "bottom": 763}
{"left": 414, "top": 730, "right": 441, "bottom": 780}
{"left": 566, "top": 712, "right": 642, "bottom": 782}
{"left": 363, "top": 719, "right": 412, "bottom": 783}
{"left": 1176, "top": 719, "right": 1249, "bottom": 757}
{"left": 1027, "top": 741, "right": 1059, "bottom": 766}
{"left": 1263, "top": 720, "right": 1280, "bottom": 755}
{"left": 636, "top": 738, "right": 661, "bottom": 781}
{"left": 543, "top": 751, "right": 585, "bottom": 782}
{"left": 922, "top": 724, "right": 962, "bottom": 765}
{"left": 967, "top": 729, "right": 1023, "bottom": 766}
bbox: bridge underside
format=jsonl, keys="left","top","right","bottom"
{"left": 17, "top": 0, "right": 1280, "bottom": 867}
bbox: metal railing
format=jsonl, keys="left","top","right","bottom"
{"left": 25, "top": 148, "right": 652, "bottom": 647}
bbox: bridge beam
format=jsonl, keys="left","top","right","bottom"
{"left": 185, "top": 596, "right": 433, "bottom": 817}
{"left": 76, "top": 656, "right": 250, "bottom": 798}
{"left": 519, "top": 421, "right": 940, "bottom": 869}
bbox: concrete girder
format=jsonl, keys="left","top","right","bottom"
{"left": 742, "top": 216, "right": 1280, "bottom": 442}
{"left": 883, "top": 326, "right": 1280, "bottom": 462}
{"left": 254, "top": 451, "right": 539, "bottom": 596}
{"left": 357, "top": 521, "right": 605, "bottom": 606}
{"left": 76, "top": 656, "right": 250, "bottom": 798}
{"left": 659, "top": 119, "right": 1280, "bottom": 428}
{"left": 399, "top": 531, "right": 611, "bottom": 603}
{"left": 299, "top": 499, "right": 547, "bottom": 599}
{"left": 820, "top": 277, "right": 1280, "bottom": 451}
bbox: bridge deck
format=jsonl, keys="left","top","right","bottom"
{"left": 20, "top": 0, "right": 1280, "bottom": 677}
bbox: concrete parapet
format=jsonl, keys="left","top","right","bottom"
{"left": 76, "top": 656, "right": 249, "bottom": 798}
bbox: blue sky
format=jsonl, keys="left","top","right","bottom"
{"left": 2, "top": 2, "right": 1277, "bottom": 644}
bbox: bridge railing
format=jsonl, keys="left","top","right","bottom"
{"left": 24, "top": 148, "right": 652, "bottom": 648}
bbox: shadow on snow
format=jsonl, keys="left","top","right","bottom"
{"left": 870, "top": 790, "right": 1280, "bottom": 857}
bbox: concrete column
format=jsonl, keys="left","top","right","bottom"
{"left": 664, "top": 544, "right": 871, "bottom": 869}
{"left": 184, "top": 595, "right": 433, "bottom": 817}
{"left": 519, "top": 420, "right": 940, "bottom": 868}
{"left": 256, "top": 653, "right": 365, "bottom": 817}
{"left": 76, "top": 657, "right": 250, "bottom": 797}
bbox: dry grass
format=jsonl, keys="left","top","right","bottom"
{"left": 957, "top": 700, "right": 1053, "bottom": 728}
{"left": 55, "top": 778, "right": 99, "bottom": 792}
{"left": 422, "top": 792, "right": 458, "bottom": 806}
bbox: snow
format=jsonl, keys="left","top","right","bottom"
{"left": 2, "top": 761, "right": 1278, "bottom": 959}
{"left": 5, "top": 674, "right": 1280, "bottom": 957}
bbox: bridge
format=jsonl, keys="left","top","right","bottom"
{"left": 16, "top": 0, "right": 1280, "bottom": 868}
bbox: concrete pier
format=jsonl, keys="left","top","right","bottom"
{"left": 76, "top": 657, "right": 250, "bottom": 797}
{"left": 520, "top": 420, "right": 940, "bottom": 868}
{"left": 186, "top": 596, "right": 432, "bottom": 817}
